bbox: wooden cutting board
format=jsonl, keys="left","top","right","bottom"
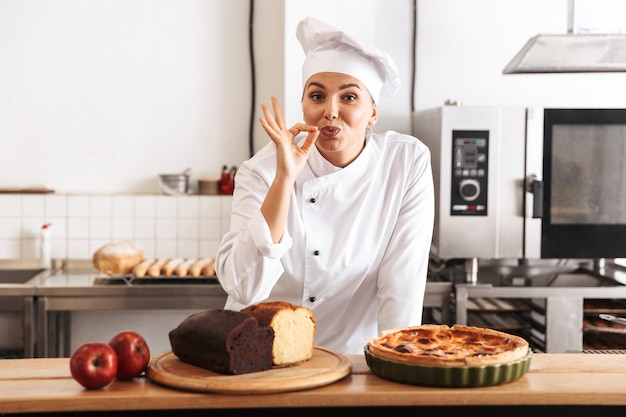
{"left": 146, "top": 347, "right": 352, "bottom": 394}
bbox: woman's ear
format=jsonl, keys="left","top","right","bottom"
{"left": 368, "top": 105, "right": 379, "bottom": 126}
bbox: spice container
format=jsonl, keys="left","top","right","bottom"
{"left": 219, "top": 165, "right": 237, "bottom": 195}
{"left": 198, "top": 179, "right": 220, "bottom": 195}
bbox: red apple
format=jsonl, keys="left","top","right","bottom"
{"left": 69, "top": 342, "right": 118, "bottom": 389}
{"left": 109, "top": 330, "right": 151, "bottom": 380}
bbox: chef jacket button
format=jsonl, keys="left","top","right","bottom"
{"left": 309, "top": 297, "right": 316, "bottom": 303}
{"left": 310, "top": 197, "right": 316, "bottom": 203}
{"left": 313, "top": 250, "right": 320, "bottom": 256}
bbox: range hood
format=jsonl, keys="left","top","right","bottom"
{"left": 503, "top": 33, "right": 626, "bottom": 74}
{"left": 503, "top": 0, "right": 626, "bottom": 74}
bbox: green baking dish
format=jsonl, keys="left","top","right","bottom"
{"left": 364, "top": 345, "right": 532, "bottom": 388}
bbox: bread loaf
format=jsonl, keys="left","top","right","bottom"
{"left": 93, "top": 241, "right": 144, "bottom": 275}
{"left": 169, "top": 309, "right": 274, "bottom": 375}
{"left": 168, "top": 301, "right": 317, "bottom": 375}
{"left": 242, "top": 301, "right": 316, "bottom": 366}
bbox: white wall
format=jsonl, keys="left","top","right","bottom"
{"left": 0, "top": 0, "right": 414, "bottom": 194}
{"left": 251, "top": 0, "right": 413, "bottom": 151}
{"left": 414, "top": 0, "right": 626, "bottom": 110}
{"left": 277, "top": 0, "right": 416, "bottom": 135}
{"left": 0, "top": 0, "right": 416, "bottom": 260}
{"left": 2, "top": 0, "right": 626, "bottom": 196}
{"left": 0, "top": 0, "right": 252, "bottom": 194}
{"left": 0, "top": 193, "right": 232, "bottom": 260}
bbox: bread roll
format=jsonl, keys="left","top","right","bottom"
{"left": 163, "top": 258, "right": 184, "bottom": 276}
{"left": 132, "top": 258, "right": 156, "bottom": 278}
{"left": 189, "top": 257, "right": 215, "bottom": 277}
{"left": 148, "top": 258, "right": 169, "bottom": 277}
{"left": 93, "top": 241, "right": 144, "bottom": 275}
{"left": 200, "top": 259, "right": 216, "bottom": 277}
{"left": 175, "top": 258, "right": 197, "bottom": 277}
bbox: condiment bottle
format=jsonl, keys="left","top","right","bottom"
{"left": 228, "top": 166, "right": 237, "bottom": 194}
{"left": 219, "top": 165, "right": 230, "bottom": 195}
{"left": 40, "top": 223, "right": 52, "bottom": 268}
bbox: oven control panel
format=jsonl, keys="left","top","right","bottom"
{"left": 450, "top": 130, "right": 489, "bottom": 216}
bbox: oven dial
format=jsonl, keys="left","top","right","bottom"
{"left": 459, "top": 179, "right": 480, "bottom": 201}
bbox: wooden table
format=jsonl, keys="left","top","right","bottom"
{"left": 2, "top": 353, "right": 626, "bottom": 416}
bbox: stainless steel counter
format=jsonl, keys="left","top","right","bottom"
{"left": 1, "top": 259, "right": 453, "bottom": 358}
{"left": 0, "top": 260, "right": 44, "bottom": 357}
{"left": 26, "top": 261, "right": 227, "bottom": 357}
{"left": 0, "top": 294, "right": 35, "bottom": 357}
{"left": 0, "top": 260, "right": 227, "bottom": 357}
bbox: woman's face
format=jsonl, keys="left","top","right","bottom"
{"left": 302, "top": 72, "right": 378, "bottom": 167}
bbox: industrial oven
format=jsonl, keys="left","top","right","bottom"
{"left": 414, "top": 104, "right": 626, "bottom": 352}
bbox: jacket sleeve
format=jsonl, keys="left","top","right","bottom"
{"left": 376, "top": 142, "right": 435, "bottom": 334}
{"left": 215, "top": 160, "right": 292, "bottom": 305}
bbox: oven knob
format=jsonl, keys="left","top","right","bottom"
{"left": 459, "top": 179, "right": 480, "bottom": 201}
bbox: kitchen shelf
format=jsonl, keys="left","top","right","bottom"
{"left": 583, "top": 315, "right": 626, "bottom": 335}
{"left": 583, "top": 332, "right": 626, "bottom": 350}
{"left": 453, "top": 261, "right": 626, "bottom": 353}
{"left": 467, "top": 311, "right": 529, "bottom": 331}
{"left": 584, "top": 299, "right": 626, "bottom": 314}
{"left": 466, "top": 297, "right": 529, "bottom": 312}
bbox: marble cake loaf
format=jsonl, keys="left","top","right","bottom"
{"left": 242, "top": 301, "right": 317, "bottom": 367}
{"left": 168, "top": 309, "right": 274, "bottom": 375}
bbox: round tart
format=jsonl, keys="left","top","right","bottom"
{"left": 364, "top": 345, "right": 532, "bottom": 388}
{"left": 368, "top": 324, "right": 529, "bottom": 367}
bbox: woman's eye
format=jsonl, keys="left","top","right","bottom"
{"left": 310, "top": 92, "right": 325, "bottom": 101}
{"left": 343, "top": 94, "right": 357, "bottom": 102}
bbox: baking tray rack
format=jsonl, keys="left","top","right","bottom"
{"left": 93, "top": 275, "right": 219, "bottom": 286}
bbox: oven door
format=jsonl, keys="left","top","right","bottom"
{"left": 526, "top": 108, "right": 626, "bottom": 259}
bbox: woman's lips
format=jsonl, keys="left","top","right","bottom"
{"left": 320, "top": 126, "right": 341, "bottom": 137}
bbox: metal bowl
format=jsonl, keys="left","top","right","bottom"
{"left": 158, "top": 174, "right": 189, "bottom": 195}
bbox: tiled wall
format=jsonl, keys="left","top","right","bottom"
{"left": 0, "top": 194, "right": 232, "bottom": 261}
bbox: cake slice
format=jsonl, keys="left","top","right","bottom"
{"left": 168, "top": 309, "right": 274, "bottom": 375}
{"left": 242, "top": 301, "right": 317, "bottom": 366}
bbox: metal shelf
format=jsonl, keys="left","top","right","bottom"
{"left": 454, "top": 263, "right": 626, "bottom": 353}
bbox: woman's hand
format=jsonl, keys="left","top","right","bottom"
{"left": 258, "top": 97, "right": 318, "bottom": 242}
{"left": 259, "top": 96, "right": 319, "bottom": 181}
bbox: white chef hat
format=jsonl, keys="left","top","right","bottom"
{"left": 296, "top": 17, "right": 400, "bottom": 104}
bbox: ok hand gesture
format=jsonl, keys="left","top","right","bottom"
{"left": 259, "top": 97, "right": 319, "bottom": 181}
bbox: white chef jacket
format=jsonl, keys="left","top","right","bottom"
{"left": 215, "top": 128, "right": 434, "bottom": 354}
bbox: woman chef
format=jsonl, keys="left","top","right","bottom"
{"left": 215, "top": 17, "right": 434, "bottom": 354}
